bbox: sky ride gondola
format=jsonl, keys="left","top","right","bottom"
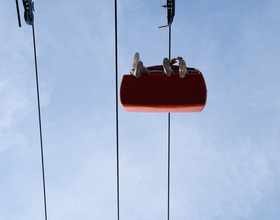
{"left": 120, "top": 65, "right": 207, "bottom": 113}
{"left": 120, "top": 0, "right": 207, "bottom": 113}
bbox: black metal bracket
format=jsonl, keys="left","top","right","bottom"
{"left": 23, "top": 0, "right": 35, "bottom": 25}
{"left": 159, "top": 0, "right": 175, "bottom": 29}
{"left": 15, "top": 0, "right": 34, "bottom": 27}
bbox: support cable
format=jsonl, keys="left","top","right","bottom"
{"left": 167, "top": 25, "right": 172, "bottom": 220}
{"left": 167, "top": 113, "right": 171, "bottom": 220}
{"left": 169, "top": 26, "right": 171, "bottom": 61}
{"left": 114, "top": 0, "right": 120, "bottom": 220}
{"left": 32, "top": 24, "right": 48, "bottom": 220}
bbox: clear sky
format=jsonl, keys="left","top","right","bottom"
{"left": 1, "top": 0, "right": 280, "bottom": 219}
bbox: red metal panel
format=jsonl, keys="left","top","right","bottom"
{"left": 120, "top": 67, "right": 207, "bottom": 113}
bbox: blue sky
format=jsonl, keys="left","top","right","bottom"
{"left": 1, "top": 0, "right": 280, "bottom": 219}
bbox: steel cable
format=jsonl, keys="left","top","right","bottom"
{"left": 114, "top": 0, "right": 120, "bottom": 220}
{"left": 32, "top": 24, "right": 48, "bottom": 220}
{"left": 167, "top": 25, "right": 172, "bottom": 220}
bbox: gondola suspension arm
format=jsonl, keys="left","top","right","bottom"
{"left": 159, "top": 0, "right": 175, "bottom": 29}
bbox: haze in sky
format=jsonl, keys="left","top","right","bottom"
{"left": 1, "top": 0, "right": 280, "bottom": 220}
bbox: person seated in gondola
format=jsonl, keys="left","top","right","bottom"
{"left": 130, "top": 52, "right": 188, "bottom": 78}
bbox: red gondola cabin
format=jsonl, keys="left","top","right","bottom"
{"left": 120, "top": 65, "right": 207, "bottom": 113}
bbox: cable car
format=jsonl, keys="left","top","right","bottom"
{"left": 120, "top": 65, "right": 207, "bottom": 113}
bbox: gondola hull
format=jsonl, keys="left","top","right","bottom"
{"left": 120, "top": 67, "right": 207, "bottom": 113}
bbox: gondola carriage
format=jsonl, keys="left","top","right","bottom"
{"left": 120, "top": 65, "right": 207, "bottom": 113}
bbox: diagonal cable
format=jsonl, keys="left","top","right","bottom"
{"left": 32, "top": 23, "right": 48, "bottom": 220}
